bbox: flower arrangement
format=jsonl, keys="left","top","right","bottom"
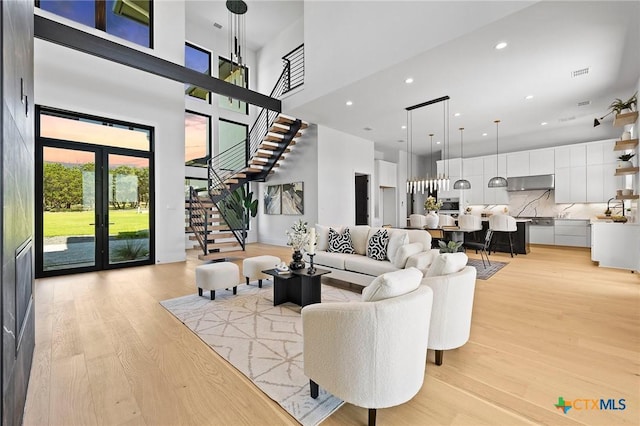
{"left": 285, "top": 219, "right": 311, "bottom": 251}
{"left": 424, "top": 196, "right": 443, "bottom": 212}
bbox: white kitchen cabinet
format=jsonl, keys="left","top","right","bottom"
{"left": 436, "top": 158, "right": 461, "bottom": 198}
{"left": 555, "top": 220, "right": 590, "bottom": 247}
{"left": 570, "top": 166, "right": 587, "bottom": 202}
{"left": 591, "top": 222, "right": 640, "bottom": 270}
{"left": 375, "top": 160, "right": 397, "bottom": 188}
{"left": 465, "top": 157, "right": 484, "bottom": 176}
{"left": 529, "top": 149, "right": 555, "bottom": 175}
{"left": 555, "top": 145, "right": 586, "bottom": 169}
{"left": 506, "top": 152, "right": 529, "bottom": 177}
{"left": 529, "top": 226, "right": 555, "bottom": 244}
{"left": 555, "top": 145, "right": 587, "bottom": 203}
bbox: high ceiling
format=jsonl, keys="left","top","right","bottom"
{"left": 187, "top": 1, "right": 640, "bottom": 159}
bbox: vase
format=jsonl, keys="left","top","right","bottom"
{"left": 425, "top": 211, "right": 439, "bottom": 229}
{"left": 617, "top": 160, "right": 633, "bottom": 169}
{"left": 289, "top": 250, "right": 305, "bottom": 270}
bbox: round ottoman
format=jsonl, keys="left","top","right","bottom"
{"left": 195, "top": 262, "right": 239, "bottom": 300}
{"left": 242, "top": 255, "right": 281, "bottom": 288}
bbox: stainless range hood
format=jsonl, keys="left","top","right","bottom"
{"left": 507, "top": 174, "right": 555, "bottom": 191}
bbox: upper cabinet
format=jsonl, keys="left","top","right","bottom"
{"left": 375, "top": 160, "right": 397, "bottom": 188}
{"left": 506, "top": 149, "right": 554, "bottom": 177}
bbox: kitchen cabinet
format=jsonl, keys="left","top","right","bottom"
{"left": 436, "top": 158, "right": 461, "bottom": 198}
{"left": 506, "top": 152, "right": 529, "bottom": 177}
{"left": 529, "top": 149, "right": 555, "bottom": 175}
{"left": 555, "top": 219, "right": 590, "bottom": 247}
{"left": 484, "top": 155, "right": 508, "bottom": 204}
{"left": 375, "top": 160, "right": 397, "bottom": 188}
{"left": 529, "top": 226, "right": 555, "bottom": 244}
{"left": 555, "top": 145, "right": 587, "bottom": 203}
{"left": 591, "top": 222, "right": 640, "bottom": 271}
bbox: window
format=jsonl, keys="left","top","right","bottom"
{"left": 218, "top": 57, "right": 248, "bottom": 114}
{"left": 218, "top": 119, "right": 248, "bottom": 171}
{"left": 185, "top": 111, "right": 210, "bottom": 166}
{"left": 38, "top": 0, "right": 152, "bottom": 48}
{"left": 185, "top": 43, "right": 211, "bottom": 102}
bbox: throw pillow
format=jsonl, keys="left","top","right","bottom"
{"left": 327, "top": 228, "right": 356, "bottom": 254}
{"left": 366, "top": 229, "right": 389, "bottom": 261}
{"left": 362, "top": 267, "right": 422, "bottom": 302}
{"left": 348, "top": 225, "right": 371, "bottom": 255}
{"left": 386, "top": 231, "right": 409, "bottom": 263}
{"left": 425, "top": 253, "right": 468, "bottom": 277}
{"left": 393, "top": 242, "right": 424, "bottom": 269}
{"left": 316, "top": 224, "right": 342, "bottom": 251}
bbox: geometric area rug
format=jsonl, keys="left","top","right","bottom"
{"left": 466, "top": 258, "right": 509, "bottom": 280}
{"left": 160, "top": 280, "right": 361, "bottom": 425}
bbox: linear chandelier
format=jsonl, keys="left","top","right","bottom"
{"left": 226, "top": 0, "right": 247, "bottom": 76}
{"left": 405, "top": 96, "right": 451, "bottom": 194}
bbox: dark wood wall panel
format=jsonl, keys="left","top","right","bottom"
{"left": 1, "top": 0, "right": 35, "bottom": 424}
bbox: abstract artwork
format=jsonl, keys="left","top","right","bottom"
{"left": 264, "top": 185, "right": 281, "bottom": 214}
{"left": 282, "top": 182, "right": 304, "bottom": 215}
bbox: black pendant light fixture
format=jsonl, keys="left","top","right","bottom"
{"left": 227, "top": 0, "right": 247, "bottom": 74}
{"left": 487, "top": 119, "right": 508, "bottom": 188}
{"left": 453, "top": 127, "right": 471, "bottom": 190}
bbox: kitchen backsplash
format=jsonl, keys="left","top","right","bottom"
{"left": 467, "top": 190, "right": 635, "bottom": 220}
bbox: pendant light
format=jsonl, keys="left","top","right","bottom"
{"left": 487, "top": 119, "right": 508, "bottom": 188}
{"left": 453, "top": 127, "right": 471, "bottom": 189}
{"left": 429, "top": 133, "right": 435, "bottom": 193}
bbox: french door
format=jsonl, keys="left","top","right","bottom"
{"left": 36, "top": 141, "right": 153, "bottom": 277}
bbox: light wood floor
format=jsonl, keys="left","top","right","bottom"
{"left": 23, "top": 244, "right": 639, "bottom": 425}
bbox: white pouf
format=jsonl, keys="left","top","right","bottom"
{"left": 242, "top": 255, "right": 281, "bottom": 288}
{"left": 195, "top": 262, "right": 239, "bottom": 300}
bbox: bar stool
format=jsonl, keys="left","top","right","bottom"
{"left": 489, "top": 214, "right": 517, "bottom": 257}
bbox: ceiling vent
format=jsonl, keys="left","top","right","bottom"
{"left": 363, "top": 127, "right": 373, "bottom": 131}
{"left": 577, "top": 100, "right": 591, "bottom": 107}
{"left": 559, "top": 116, "right": 576, "bottom": 122}
{"left": 571, "top": 67, "right": 589, "bottom": 78}
{"left": 213, "top": 22, "right": 223, "bottom": 29}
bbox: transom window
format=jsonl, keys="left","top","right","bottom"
{"left": 37, "top": 0, "right": 153, "bottom": 48}
{"left": 185, "top": 43, "right": 212, "bottom": 102}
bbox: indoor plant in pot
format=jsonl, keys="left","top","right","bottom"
{"left": 617, "top": 153, "right": 635, "bottom": 169}
{"left": 424, "top": 196, "right": 443, "bottom": 229}
{"left": 609, "top": 92, "right": 637, "bottom": 115}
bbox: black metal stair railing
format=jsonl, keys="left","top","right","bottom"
{"left": 200, "top": 43, "right": 305, "bottom": 253}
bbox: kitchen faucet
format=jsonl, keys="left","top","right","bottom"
{"left": 607, "top": 198, "right": 625, "bottom": 217}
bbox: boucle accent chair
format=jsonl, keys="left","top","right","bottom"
{"left": 422, "top": 253, "right": 477, "bottom": 365}
{"left": 302, "top": 268, "right": 433, "bottom": 426}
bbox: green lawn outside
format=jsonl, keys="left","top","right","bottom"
{"left": 44, "top": 209, "right": 149, "bottom": 238}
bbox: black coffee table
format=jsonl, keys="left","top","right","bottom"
{"left": 262, "top": 267, "right": 331, "bottom": 308}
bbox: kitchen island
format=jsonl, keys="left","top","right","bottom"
{"left": 463, "top": 218, "right": 531, "bottom": 255}
{"left": 590, "top": 220, "right": 640, "bottom": 271}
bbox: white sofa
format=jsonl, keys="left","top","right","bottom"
{"left": 311, "top": 225, "right": 438, "bottom": 286}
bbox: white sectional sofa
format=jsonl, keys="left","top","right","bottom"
{"left": 312, "top": 225, "right": 439, "bottom": 286}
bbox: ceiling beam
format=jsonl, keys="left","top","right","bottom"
{"left": 34, "top": 15, "right": 281, "bottom": 112}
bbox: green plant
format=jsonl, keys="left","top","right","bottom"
{"left": 222, "top": 186, "right": 258, "bottom": 228}
{"left": 112, "top": 239, "right": 149, "bottom": 261}
{"left": 618, "top": 153, "right": 635, "bottom": 161}
{"left": 438, "top": 240, "right": 463, "bottom": 253}
{"left": 424, "top": 196, "right": 443, "bottom": 212}
{"left": 609, "top": 92, "right": 637, "bottom": 114}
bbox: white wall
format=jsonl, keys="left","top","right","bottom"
{"left": 35, "top": 3, "right": 187, "bottom": 263}
{"left": 257, "top": 125, "right": 318, "bottom": 246}
{"left": 317, "top": 125, "right": 374, "bottom": 225}
{"left": 256, "top": 17, "right": 304, "bottom": 95}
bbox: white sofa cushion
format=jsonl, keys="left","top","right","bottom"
{"left": 386, "top": 230, "right": 409, "bottom": 263}
{"left": 405, "top": 229, "right": 431, "bottom": 251}
{"left": 393, "top": 242, "right": 424, "bottom": 269}
{"left": 314, "top": 251, "right": 361, "bottom": 270}
{"left": 345, "top": 255, "right": 398, "bottom": 277}
{"left": 316, "top": 224, "right": 343, "bottom": 251}
{"left": 362, "top": 267, "right": 423, "bottom": 302}
{"left": 347, "top": 225, "right": 371, "bottom": 255}
{"left": 425, "top": 253, "right": 468, "bottom": 277}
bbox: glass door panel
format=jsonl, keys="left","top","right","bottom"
{"left": 107, "top": 154, "right": 150, "bottom": 265}
{"left": 42, "top": 147, "right": 97, "bottom": 272}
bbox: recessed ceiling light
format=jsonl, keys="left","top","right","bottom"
{"left": 482, "top": 133, "right": 488, "bottom": 136}
{"left": 405, "top": 77, "right": 414, "bottom": 84}
{"left": 398, "top": 139, "right": 404, "bottom": 143}
{"left": 525, "top": 95, "right": 534, "bottom": 100}
{"left": 346, "top": 100, "right": 353, "bottom": 106}
{"left": 541, "top": 122, "right": 548, "bottom": 126}
{"left": 363, "top": 127, "right": 373, "bottom": 131}
{"left": 401, "top": 125, "right": 407, "bottom": 129}
{"left": 454, "top": 112, "right": 461, "bottom": 117}
{"left": 436, "top": 141, "right": 441, "bottom": 145}
{"left": 495, "top": 41, "right": 508, "bottom": 50}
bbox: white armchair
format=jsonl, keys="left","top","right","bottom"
{"left": 302, "top": 270, "right": 433, "bottom": 426}
{"left": 422, "top": 264, "right": 477, "bottom": 366}
{"left": 409, "top": 214, "right": 427, "bottom": 229}
{"left": 438, "top": 214, "right": 456, "bottom": 227}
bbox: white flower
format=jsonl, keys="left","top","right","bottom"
{"left": 285, "top": 219, "right": 310, "bottom": 251}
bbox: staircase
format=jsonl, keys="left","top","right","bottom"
{"left": 186, "top": 45, "right": 308, "bottom": 261}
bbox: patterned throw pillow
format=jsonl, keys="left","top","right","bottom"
{"left": 367, "top": 229, "right": 389, "bottom": 261}
{"left": 327, "top": 228, "right": 356, "bottom": 254}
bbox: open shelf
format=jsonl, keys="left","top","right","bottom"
{"left": 616, "top": 194, "right": 639, "bottom": 200}
{"left": 614, "top": 166, "right": 639, "bottom": 176}
{"left": 614, "top": 139, "right": 639, "bottom": 150}
{"left": 613, "top": 111, "right": 639, "bottom": 127}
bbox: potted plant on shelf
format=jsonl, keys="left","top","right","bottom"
{"left": 609, "top": 92, "right": 637, "bottom": 115}
{"left": 617, "top": 153, "right": 635, "bottom": 169}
